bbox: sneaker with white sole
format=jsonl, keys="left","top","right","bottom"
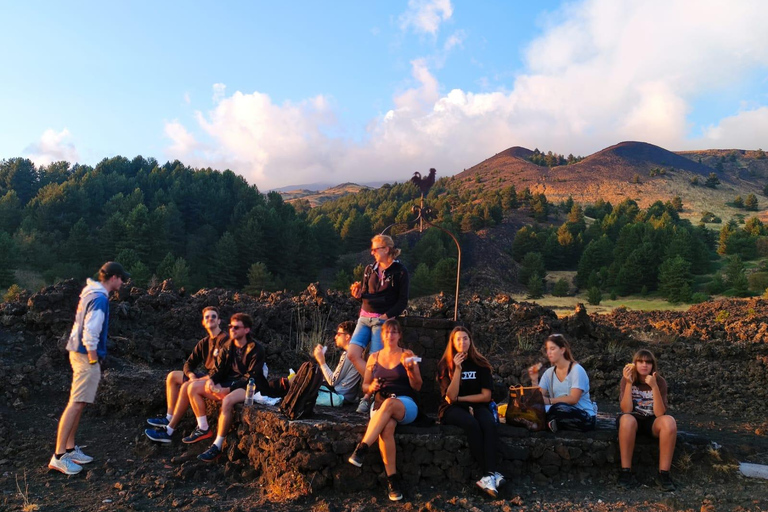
{"left": 356, "top": 397, "right": 371, "bottom": 414}
{"left": 493, "top": 471, "right": 506, "bottom": 488}
{"left": 145, "top": 428, "right": 173, "bottom": 443}
{"left": 182, "top": 427, "right": 212, "bottom": 444}
{"left": 476, "top": 474, "right": 498, "bottom": 498}
{"left": 146, "top": 416, "right": 170, "bottom": 428}
{"left": 69, "top": 446, "right": 93, "bottom": 464}
{"left": 48, "top": 454, "right": 82, "bottom": 475}
{"left": 348, "top": 442, "right": 369, "bottom": 467}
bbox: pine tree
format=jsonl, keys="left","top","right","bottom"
{"left": 519, "top": 252, "right": 546, "bottom": 285}
{"left": 0, "top": 232, "right": 17, "bottom": 288}
{"left": 527, "top": 274, "right": 544, "bottom": 299}
{"left": 170, "top": 257, "right": 191, "bottom": 288}
{"left": 410, "top": 263, "right": 433, "bottom": 298}
{"left": 745, "top": 193, "right": 758, "bottom": 211}
{"left": 658, "top": 256, "right": 693, "bottom": 303}
{"left": 156, "top": 252, "right": 176, "bottom": 281}
{"left": 211, "top": 232, "right": 240, "bottom": 289}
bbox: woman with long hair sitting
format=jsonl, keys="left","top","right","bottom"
{"left": 347, "top": 319, "right": 422, "bottom": 502}
{"left": 437, "top": 326, "right": 505, "bottom": 498}
{"left": 617, "top": 349, "right": 677, "bottom": 491}
{"left": 530, "top": 333, "right": 596, "bottom": 432}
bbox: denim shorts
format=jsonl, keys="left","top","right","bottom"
{"left": 370, "top": 395, "right": 418, "bottom": 425}
{"left": 349, "top": 316, "right": 385, "bottom": 353}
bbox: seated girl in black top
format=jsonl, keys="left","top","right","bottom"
{"left": 437, "top": 326, "right": 505, "bottom": 498}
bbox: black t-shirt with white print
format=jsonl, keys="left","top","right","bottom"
{"left": 438, "top": 359, "right": 493, "bottom": 418}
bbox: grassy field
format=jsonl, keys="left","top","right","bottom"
{"left": 510, "top": 292, "right": 691, "bottom": 316}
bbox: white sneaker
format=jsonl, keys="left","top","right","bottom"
{"left": 70, "top": 446, "right": 93, "bottom": 464}
{"left": 493, "top": 471, "right": 506, "bottom": 488}
{"left": 48, "top": 454, "right": 82, "bottom": 475}
{"left": 476, "top": 474, "right": 498, "bottom": 498}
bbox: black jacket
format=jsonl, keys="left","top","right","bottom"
{"left": 210, "top": 338, "right": 269, "bottom": 392}
{"left": 182, "top": 332, "right": 228, "bottom": 376}
{"left": 360, "top": 260, "right": 409, "bottom": 318}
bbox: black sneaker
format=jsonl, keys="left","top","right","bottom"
{"left": 197, "top": 444, "right": 221, "bottom": 463}
{"left": 348, "top": 442, "right": 369, "bottom": 467}
{"left": 655, "top": 471, "right": 676, "bottom": 492}
{"left": 617, "top": 469, "right": 637, "bottom": 489}
{"left": 387, "top": 474, "right": 403, "bottom": 501}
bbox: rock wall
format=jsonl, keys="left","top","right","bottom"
{"left": 222, "top": 406, "right": 735, "bottom": 499}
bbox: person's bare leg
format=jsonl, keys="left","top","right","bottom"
{"left": 362, "top": 399, "right": 405, "bottom": 446}
{"left": 653, "top": 415, "right": 677, "bottom": 471}
{"left": 378, "top": 418, "right": 398, "bottom": 476}
{"left": 618, "top": 413, "right": 638, "bottom": 469}
{"left": 165, "top": 370, "right": 184, "bottom": 415}
{"left": 347, "top": 344, "right": 366, "bottom": 377}
{"left": 216, "top": 389, "right": 246, "bottom": 439}
{"left": 55, "top": 401, "right": 85, "bottom": 454}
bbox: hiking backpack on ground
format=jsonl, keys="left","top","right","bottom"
{"left": 279, "top": 361, "right": 324, "bottom": 420}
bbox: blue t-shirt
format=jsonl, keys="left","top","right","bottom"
{"left": 539, "top": 363, "right": 596, "bottom": 416}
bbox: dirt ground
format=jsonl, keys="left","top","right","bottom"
{"left": 1, "top": 377, "right": 767, "bottom": 512}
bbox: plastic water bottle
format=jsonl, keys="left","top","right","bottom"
{"left": 490, "top": 400, "right": 499, "bottom": 424}
{"left": 244, "top": 378, "right": 256, "bottom": 406}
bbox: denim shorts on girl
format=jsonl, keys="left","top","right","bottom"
{"left": 370, "top": 394, "right": 418, "bottom": 425}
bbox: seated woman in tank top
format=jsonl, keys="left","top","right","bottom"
{"left": 347, "top": 319, "right": 422, "bottom": 502}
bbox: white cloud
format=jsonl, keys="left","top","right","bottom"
{"left": 183, "top": 92, "right": 191, "bottom": 105}
{"left": 164, "top": 121, "right": 198, "bottom": 155}
{"left": 443, "top": 30, "right": 465, "bottom": 52}
{"left": 165, "top": 91, "right": 343, "bottom": 187}
{"left": 212, "top": 83, "right": 227, "bottom": 103}
{"left": 166, "top": 0, "right": 768, "bottom": 188}
{"left": 399, "top": 0, "right": 453, "bottom": 36}
{"left": 24, "top": 128, "right": 80, "bottom": 167}
{"left": 698, "top": 106, "right": 768, "bottom": 149}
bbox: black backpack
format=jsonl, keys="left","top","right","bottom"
{"left": 279, "top": 361, "right": 324, "bottom": 420}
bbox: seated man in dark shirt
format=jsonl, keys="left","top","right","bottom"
{"left": 185, "top": 313, "right": 272, "bottom": 462}
{"left": 144, "top": 306, "right": 227, "bottom": 443}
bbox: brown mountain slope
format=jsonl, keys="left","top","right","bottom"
{"left": 453, "top": 141, "right": 767, "bottom": 221}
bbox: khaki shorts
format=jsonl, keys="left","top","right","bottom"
{"left": 69, "top": 351, "right": 101, "bottom": 404}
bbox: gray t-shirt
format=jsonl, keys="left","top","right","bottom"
{"left": 319, "top": 352, "right": 361, "bottom": 403}
{"left": 539, "top": 363, "right": 596, "bottom": 416}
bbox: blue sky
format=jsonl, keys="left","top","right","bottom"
{"left": 2, "top": 0, "right": 767, "bottom": 189}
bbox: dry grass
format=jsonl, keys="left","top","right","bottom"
{"left": 510, "top": 293, "right": 690, "bottom": 316}
{"left": 674, "top": 451, "right": 693, "bottom": 473}
{"left": 290, "top": 306, "right": 333, "bottom": 356}
{"left": 15, "top": 472, "right": 39, "bottom": 512}
{"left": 629, "top": 329, "right": 679, "bottom": 344}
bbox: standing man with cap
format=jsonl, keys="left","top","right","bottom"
{"left": 48, "top": 261, "right": 129, "bottom": 475}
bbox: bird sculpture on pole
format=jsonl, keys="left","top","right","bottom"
{"left": 410, "top": 168, "right": 436, "bottom": 197}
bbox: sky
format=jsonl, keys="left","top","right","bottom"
{"left": 1, "top": 0, "right": 768, "bottom": 190}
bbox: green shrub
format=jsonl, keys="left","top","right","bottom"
{"left": 552, "top": 278, "right": 570, "bottom": 297}
{"left": 748, "top": 272, "right": 768, "bottom": 293}
{"left": 715, "top": 310, "right": 730, "bottom": 323}
{"left": 587, "top": 286, "right": 602, "bottom": 305}
{"left": 689, "top": 292, "right": 709, "bottom": 304}
{"left": 3, "top": 284, "right": 26, "bottom": 303}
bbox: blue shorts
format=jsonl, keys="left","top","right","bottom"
{"left": 370, "top": 395, "right": 418, "bottom": 425}
{"left": 349, "top": 316, "right": 385, "bottom": 353}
